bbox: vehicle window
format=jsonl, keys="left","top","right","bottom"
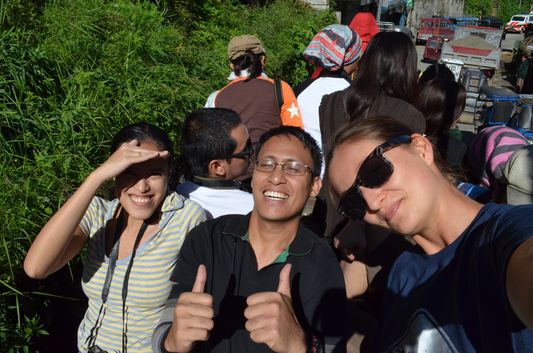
{"left": 512, "top": 16, "right": 525, "bottom": 21}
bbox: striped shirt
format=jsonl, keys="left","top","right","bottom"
{"left": 77, "top": 192, "right": 205, "bottom": 353}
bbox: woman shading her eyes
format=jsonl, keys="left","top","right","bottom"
{"left": 327, "top": 116, "right": 533, "bottom": 352}
{"left": 24, "top": 122, "right": 206, "bottom": 353}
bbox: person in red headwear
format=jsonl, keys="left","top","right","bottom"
{"left": 349, "top": 7, "right": 379, "bottom": 53}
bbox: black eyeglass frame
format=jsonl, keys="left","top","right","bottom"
{"left": 254, "top": 158, "right": 314, "bottom": 176}
{"left": 225, "top": 139, "right": 254, "bottom": 160}
{"left": 337, "top": 135, "right": 412, "bottom": 220}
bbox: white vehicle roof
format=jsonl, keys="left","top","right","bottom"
{"left": 510, "top": 14, "right": 532, "bottom": 22}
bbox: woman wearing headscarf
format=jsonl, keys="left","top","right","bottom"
{"left": 294, "top": 24, "right": 363, "bottom": 175}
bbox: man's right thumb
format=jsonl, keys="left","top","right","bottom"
{"left": 277, "top": 263, "right": 292, "bottom": 297}
{"left": 192, "top": 264, "right": 207, "bottom": 293}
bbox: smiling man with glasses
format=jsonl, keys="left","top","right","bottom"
{"left": 177, "top": 108, "right": 254, "bottom": 219}
{"left": 154, "top": 126, "right": 347, "bottom": 353}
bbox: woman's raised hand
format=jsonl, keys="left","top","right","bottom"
{"left": 92, "top": 140, "right": 169, "bottom": 183}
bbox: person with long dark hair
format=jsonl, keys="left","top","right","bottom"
{"left": 309, "top": 33, "right": 425, "bottom": 289}
{"left": 316, "top": 31, "right": 425, "bottom": 238}
{"left": 319, "top": 31, "right": 424, "bottom": 140}
{"left": 418, "top": 77, "right": 469, "bottom": 168}
{"left": 24, "top": 122, "right": 206, "bottom": 353}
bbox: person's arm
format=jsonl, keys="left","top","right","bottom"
{"left": 24, "top": 140, "right": 169, "bottom": 279}
{"left": 506, "top": 237, "right": 533, "bottom": 329}
{"left": 340, "top": 260, "right": 368, "bottom": 299}
{"left": 153, "top": 223, "right": 212, "bottom": 353}
{"left": 24, "top": 171, "right": 104, "bottom": 279}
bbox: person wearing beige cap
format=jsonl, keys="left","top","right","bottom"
{"left": 205, "top": 34, "right": 303, "bottom": 169}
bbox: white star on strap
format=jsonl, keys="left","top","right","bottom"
{"left": 287, "top": 103, "right": 300, "bottom": 119}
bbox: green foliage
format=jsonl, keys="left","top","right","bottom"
{"left": 0, "top": 0, "right": 45, "bottom": 31}
{"left": 498, "top": 0, "right": 531, "bottom": 23}
{"left": 465, "top": 0, "right": 532, "bottom": 23}
{"left": 245, "top": 0, "right": 336, "bottom": 84}
{"left": 173, "top": 0, "right": 336, "bottom": 88}
{"left": 1, "top": 0, "right": 334, "bottom": 350}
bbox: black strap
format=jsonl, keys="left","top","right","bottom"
{"left": 274, "top": 79, "right": 283, "bottom": 112}
{"left": 192, "top": 176, "right": 252, "bottom": 193}
{"left": 101, "top": 215, "right": 124, "bottom": 303}
{"left": 120, "top": 221, "right": 148, "bottom": 352}
{"left": 90, "top": 214, "right": 150, "bottom": 352}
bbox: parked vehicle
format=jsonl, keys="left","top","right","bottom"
{"left": 505, "top": 14, "right": 533, "bottom": 33}
{"left": 455, "top": 25, "right": 504, "bottom": 47}
{"left": 441, "top": 26, "right": 503, "bottom": 79}
{"left": 479, "top": 16, "right": 503, "bottom": 29}
{"left": 423, "top": 36, "right": 445, "bottom": 62}
{"left": 377, "top": 21, "right": 415, "bottom": 40}
{"left": 416, "top": 17, "right": 454, "bottom": 44}
{"left": 377, "top": 20, "right": 395, "bottom": 32}
{"left": 453, "top": 16, "right": 479, "bottom": 28}
{"left": 477, "top": 86, "right": 520, "bottom": 127}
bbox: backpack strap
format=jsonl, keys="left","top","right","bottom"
{"left": 274, "top": 79, "right": 283, "bottom": 112}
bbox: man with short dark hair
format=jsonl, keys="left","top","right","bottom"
{"left": 154, "top": 126, "right": 346, "bottom": 353}
{"left": 177, "top": 108, "right": 254, "bottom": 219}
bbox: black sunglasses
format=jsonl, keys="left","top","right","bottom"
{"left": 337, "top": 135, "right": 412, "bottom": 220}
{"left": 225, "top": 139, "right": 254, "bottom": 159}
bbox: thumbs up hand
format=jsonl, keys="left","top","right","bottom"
{"left": 164, "top": 265, "right": 214, "bottom": 353}
{"left": 244, "top": 264, "right": 307, "bottom": 353}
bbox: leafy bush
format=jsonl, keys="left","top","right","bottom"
{"left": 465, "top": 0, "right": 533, "bottom": 23}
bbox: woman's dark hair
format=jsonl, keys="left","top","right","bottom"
{"left": 231, "top": 51, "right": 264, "bottom": 81}
{"left": 418, "top": 78, "right": 466, "bottom": 137}
{"left": 418, "top": 63, "right": 455, "bottom": 85}
{"left": 345, "top": 32, "right": 419, "bottom": 121}
{"left": 326, "top": 116, "right": 457, "bottom": 182}
{"left": 256, "top": 126, "right": 322, "bottom": 177}
{"left": 111, "top": 122, "right": 174, "bottom": 166}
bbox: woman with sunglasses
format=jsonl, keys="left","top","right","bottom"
{"left": 24, "top": 122, "right": 206, "bottom": 353}
{"left": 327, "top": 116, "right": 533, "bottom": 352}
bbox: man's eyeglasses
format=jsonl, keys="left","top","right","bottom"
{"left": 337, "top": 135, "right": 411, "bottom": 220}
{"left": 255, "top": 158, "right": 313, "bottom": 176}
{"left": 225, "top": 139, "right": 254, "bottom": 159}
